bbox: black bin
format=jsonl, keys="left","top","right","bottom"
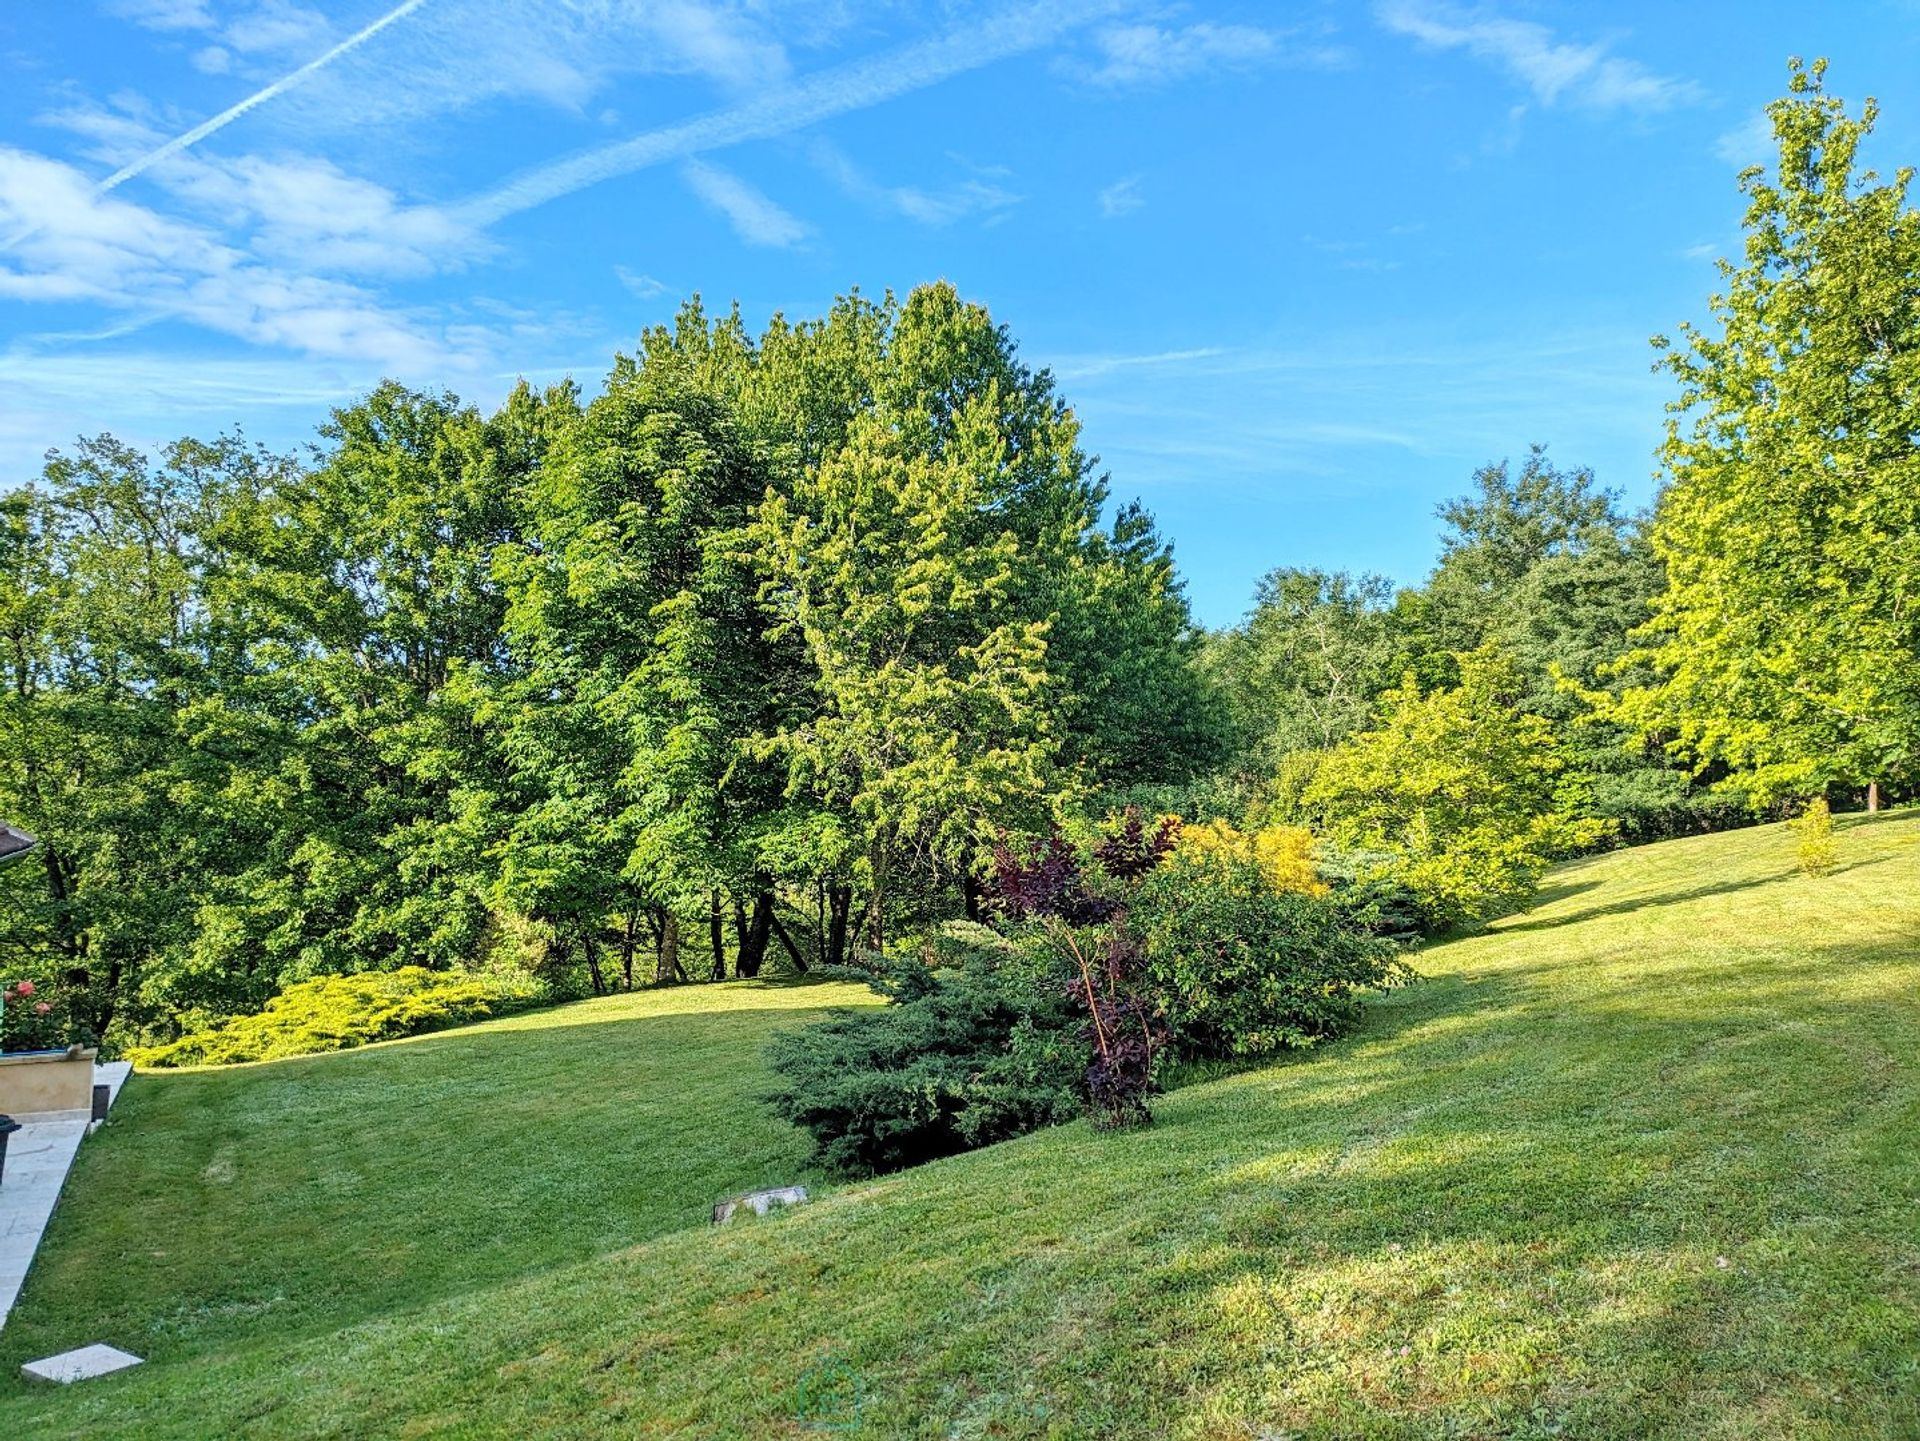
{"left": 0, "top": 1114, "right": 20, "bottom": 1188}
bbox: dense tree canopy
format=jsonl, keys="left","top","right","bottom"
{"left": 1302, "top": 644, "right": 1609, "bottom": 929}
{"left": 0, "top": 284, "right": 1224, "bottom": 1045}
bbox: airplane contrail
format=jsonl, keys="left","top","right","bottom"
{"left": 454, "top": 0, "right": 1121, "bottom": 230}
{"left": 97, "top": 0, "right": 430, "bottom": 195}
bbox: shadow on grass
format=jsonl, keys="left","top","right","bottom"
{"left": 1497, "top": 847, "right": 1908, "bottom": 937}
{"left": 1492, "top": 869, "right": 1792, "bottom": 934}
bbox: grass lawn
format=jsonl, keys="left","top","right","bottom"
{"left": 3, "top": 814, "right": 1919, "bottom": 1438}
{"left": 0, "top": 980, "right": 877, "bottom": 1379}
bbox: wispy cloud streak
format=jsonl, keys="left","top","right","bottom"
{"left": 681, "top": 160, "right": 810, "bottom": 247}
{"left": 455, "top": 0, "right": 1118, "bottom": 229}
{"left": 97, "top": 0, "right": 430, "bottom": 195}
{"left": 1377, "top": 1, "right": 1697, "bottom": 113}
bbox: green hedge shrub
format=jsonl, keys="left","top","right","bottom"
{"left": 1132, "top": 850, "right": 1409, "bottom": 1059}
{"left": 127, "top": 967, "right": 542, "bottom": 1067}
{"left": 770, "top": 832, "right": 1412, "bottom": 1175}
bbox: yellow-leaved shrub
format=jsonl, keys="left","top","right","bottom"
{"left": 1177, "top": 819, "right": 1327, "bottom": 896}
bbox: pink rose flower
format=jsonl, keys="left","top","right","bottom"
{"left": 14, "top": 980, "right": 33, "bottom": 996}
{"left": 33, "top": 1002, "right": 51, "bottom": 1015}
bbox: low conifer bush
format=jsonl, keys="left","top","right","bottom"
{"left": 127, "top": 967, "right": 541, "bottom": 1067}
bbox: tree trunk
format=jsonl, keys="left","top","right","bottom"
{"left": 90, "top": 957, "right": 123, "bottom": 1039}
{"left": 709, "top": 890, "right": 726, "bottom": 982}
{"left": 654, "top": 909, "right": 681, "bottom": 984}
{"left": 815, "top": 881, "right": 827, "bottom": 969}
{"left": 619, "top": 911, "right": 637, "bottom": 991}
{"left": 736, "top": 890, "right": 774, "bottom": 978}
{"left": 768, "top": 909, "right": 808, "bottom": 972}
{"left": 1868, "top": 780, "right": 1881, "bottom": 813}
{"left": 583, "top": 933, "right": 607, "bottom": 996}
{"left": 826, "top": 885, "right": 852, "bottom": 968}
{"left": 42, "top": 843, "right": 82, "bottom": 967}
{"left": 867, "top": 838, "right": 886, "bottom": 952}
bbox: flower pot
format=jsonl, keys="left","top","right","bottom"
{"left": 0, "top": 1048, "right": 98, "bottom": 1118}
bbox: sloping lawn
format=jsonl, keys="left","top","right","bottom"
{"left": 0, "top": 979, "right": 876, "bottom": 1376}
{"left": 4, "top": 814, "right": 1918, "bottom": 1438}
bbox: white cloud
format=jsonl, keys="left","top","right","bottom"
{"left": 643, "top": 0, "right": 793, "bottom": 93}
{"left": 810, "top": 142, "right": 1019, "bottom": 226}
{"left": 0, "top": 146, "right": 472, "bottom": 372}
{"left": 456, "top": 0, "right": 1114, "bottom": 228}
{"left": 1043, "top": 329, "right": 1672, "bottom": 533}
{"left": 222, "top": 1, "right": 333, "bottom": 57}
{"left": 0, "top": 350, "right": 387, "bottom": 486}
{"left": 234, "top": 0, "right": 808, "bottom": 135}
{"left": 99, "top": 0, "right": 795, "bottom": 147}
{"left": 3, "top": 1, "right": 1127, "bottom": 478}
{"left": 1714, "top": 112, "right": 1774, "bottom": 168}
{"left": 1303, "top": 233, "right": 1408, "bottom": 271}
{"left": 5, "top": 0, "right": 1105, "bottom": 452}
{"left": 107, "top": 0, "right": 216, "bottom": 32}
{"left": 1098, "top": 175, "right": 1142, "bottom": 218}
{"left": 1048, "top": 347, "right": 1223, "bottom": 381}
{"left": 681, "top": 159, "right": 810, "bottom": 247}
{"left": 91, "top": 0, "right": 430, "bottom": 196}
{"left": 1378, "top": 2, "right": 1699, "bottom": 113}
{"left": 1075, "top": 23, "right": 1301, "bottom": 87}
{"left": 894, "top": 183, "right": 1020, "bottom": 226}
{"left": 221, "top": 156, "right": 484, "bottom": 274}
{"left": 615, "top": 267, "right": 670, "bottom": 301}
{"left": 37, "top": 99, "right": 485, "bottom": 277}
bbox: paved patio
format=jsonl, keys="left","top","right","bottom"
{"left": 0, "top": 1061, "right": 131, "bottom": 1331}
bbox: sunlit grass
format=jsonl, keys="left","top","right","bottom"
{"left": 3, "top": 815, "right": 1918, "bottom": 1438}
{"left": 0, "top": 977, "right": 877, "bottom": 1373}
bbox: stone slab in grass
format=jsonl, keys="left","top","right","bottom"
{"left": 711, "top": 1185, "right": 809, "bottom": 1225}
{"left": 22, "top": 1343, "right": 143, "bottom": 1383}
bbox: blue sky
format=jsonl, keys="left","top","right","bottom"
{"left": 3, "top": 2, "right": 1918, "bottom": 624}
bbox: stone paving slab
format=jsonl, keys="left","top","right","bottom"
{"left": 0, "top": 1062, "right": 132, "bottom": 1331}
{"left": 0, "top": 1118, "right": 86, "bottom": 1329}
{"left": 21, "top": 1342, "right": 143, "bottom": 1383}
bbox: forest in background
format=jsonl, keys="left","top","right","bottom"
{"left": 0, "top": 62, "right": 1914, "bottom": 1055}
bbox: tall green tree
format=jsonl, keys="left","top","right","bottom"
{"left": 0, "top": 282, "right": 1231, "bottom": 1041}
{"left": 1304, "top": 644, "right": 1608, "bottom": 929}
{"left": 1622, "top": 60, "right": 1920, "bottom": 806}
{"left": 483, "top": 343, "right": 807, "bottom": 989}
{"left": 189, "top": 383, "right": 540, "bottom": 1001}
{"left": 1406, "top": 450, "right": 1726, "bottom": 842}
{"left": 1405, "top": 448, "right": 1636, "bottom": 695}
{"left": 0, "top": 435, "right": 288, "bottom": 1035}
{"left": 754, "top": 408, "right": 1057, "bottom": 949}
{"left": 1203, "top": 568, "right": 1400, "bottom": 776}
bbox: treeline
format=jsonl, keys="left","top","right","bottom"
{"left": 3, "top": 63, "right": 1916, "bottom": 1055}
{"left": 0, "top": 285, "right": 1222, "bottom": 1045}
